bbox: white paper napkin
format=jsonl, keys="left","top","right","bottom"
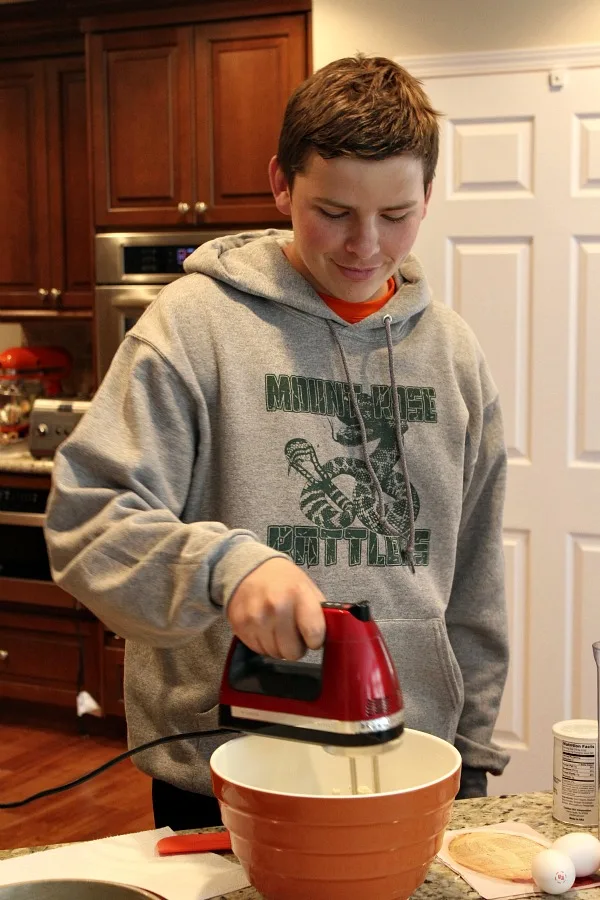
{"left": 0, "top": 828, "right": 250, "bottom": 900}
{"left": 437, "top": 821, "right": 600, "bottom": 899}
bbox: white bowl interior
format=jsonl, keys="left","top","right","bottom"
{"left": 211, "top": 728, "right": 461, "bottom": 798}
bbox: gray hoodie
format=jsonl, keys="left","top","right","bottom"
{"left": 45, "top": 229, "right": 510, "bottom": 794}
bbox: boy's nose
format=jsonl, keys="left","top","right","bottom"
{"left": 344, "top": 221, "right": 380, "bottom": 259}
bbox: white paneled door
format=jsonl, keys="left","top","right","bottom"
{"left": 409, "top": 58, "right": 600, "bottom": 794}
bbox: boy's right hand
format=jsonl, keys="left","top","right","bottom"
{"left": 226, "top": 558, "right": 327, "bottom": 661}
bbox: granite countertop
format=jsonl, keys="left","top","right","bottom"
{"left": 0, "top": 443, "right": 53, "bottom": 474}
{"left": 2, "top": 791, "right": 600, "bottom": 898}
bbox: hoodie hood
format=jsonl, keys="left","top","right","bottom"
{"left": 183, "top": 229, "right": 431, "bottom": 330}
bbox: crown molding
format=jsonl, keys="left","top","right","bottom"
{"left": 395, "top": 43, "right": 600, "bottom": 79}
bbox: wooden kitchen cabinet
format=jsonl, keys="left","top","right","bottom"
{"left": 0, "top": 607, "right": 101, "bottom": 708}
{"left": 0, "top": 54, "right": 92, "bottom": 311}
{"left": 0, "top": 470, "right": 122, "bottom": 719}
{"left": 87, "top": 13, "right": 309, "bottom": 227}
{"left": 88, "top": 26, "right": 194, "bottom": 229}
{"left": 0, "top": 596, "right": 127, "bottom": 719}
{"left": 45, "top": 56, "right": 93, "bottom": 310}
{"left": 194, "top": 16, "right": 307, "bottom": 225}
{"left": 0, "top": 59, "right": 49, "bottom": 309}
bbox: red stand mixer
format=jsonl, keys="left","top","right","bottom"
{"left": 219, "top": 600, "right": 404, "bottom": 794}
{"left": 0, "top": 346, "right": 72, "bottom": 443}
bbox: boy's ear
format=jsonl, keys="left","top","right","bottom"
{"left": 269, "top": 156, "right": 292, "bottom": 216}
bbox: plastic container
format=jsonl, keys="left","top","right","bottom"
{"left": 552, "top": 719, "right": 598, "bottom": 826}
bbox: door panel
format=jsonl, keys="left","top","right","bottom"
{"left": 0, "top": 60, "right": 50, "bottom": 309}
{"left": 89, "top": 28, "right": 195, "bottom": 226}
{"left": 411, "top": 63, "right": 600, "bottom": 794}
{"left": 46, "top": 57, "right": 93, "bottom": 309}
{"left": 194, "top": 15, "right": 308, "bottom": 224}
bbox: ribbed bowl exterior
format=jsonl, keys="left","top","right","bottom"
{"left": 211, "top": 732, "right": 461, "bottom": 900}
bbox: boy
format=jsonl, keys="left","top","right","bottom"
{"left": 45, "top": 54, "right": 510, "bottom": 828}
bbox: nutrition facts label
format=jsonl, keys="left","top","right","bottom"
{"left": 553, "top": 722, "right": 598, "bottom": 826}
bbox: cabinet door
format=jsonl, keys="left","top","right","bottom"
{"left": 0, "top": 609, "right": 101, "bottom": 708}
{"left": 194, "top": 14, "right": 308, "bottom": 225}
{"left": 0, "top": 60, "right": 51, "bottom": 309}
{"left": 46, "top": 56, "right": 93, "bottom": 310}
{"left": 89, "top": 27, "right": 195, "bottom": 227}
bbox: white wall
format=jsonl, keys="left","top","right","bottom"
{"left": 313, "top": 0, "right": 600, "bottom": 67}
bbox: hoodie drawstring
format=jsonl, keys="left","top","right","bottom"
{"left": 327, "top": 317, "right": 416, "bottom": 574}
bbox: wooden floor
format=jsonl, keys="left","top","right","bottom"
{"left": 0, "top": 700, "right": 154, "bottom": 851}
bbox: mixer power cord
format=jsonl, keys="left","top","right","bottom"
{"left": 0, "top": 728, "right": 236, "bottom": 809}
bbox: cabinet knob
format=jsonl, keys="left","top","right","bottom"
{"left": 38, "top": 288, "right": 49, "bottom": 301}
{"left": 195, "top": 201, "right": 208, "bottom": 215}
{"left": 177, "top": 202, "right": 191, "bottom": 215}
{"left": 0, "top": 649, "right": 8, "bottom": 661}
{"left": 50, "top": 288, "right": 62, "bottom": 307}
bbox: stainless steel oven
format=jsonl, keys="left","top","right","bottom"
{"left": 95, "top": 231, "right": 233, "bottom": 382}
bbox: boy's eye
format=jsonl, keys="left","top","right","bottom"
{"left": 318, "top": 207, "right": 409, "bottom": 223}
{"left": 319, "top": 208, "right": 348, "bottom": 219}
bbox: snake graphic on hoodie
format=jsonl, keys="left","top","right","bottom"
{"left": 45, "top": 230, "right": 510, "bottom": 795}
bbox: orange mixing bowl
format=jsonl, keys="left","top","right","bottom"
{"left": 210, "top": 728, "right": 461, "bottom": 900}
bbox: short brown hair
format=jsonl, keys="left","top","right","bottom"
{"left": 277, "top": 55, "right": 441, "bottom": 189}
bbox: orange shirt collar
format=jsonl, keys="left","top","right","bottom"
{"left": 319, "top": 278, "right": 396, "bottom": 324}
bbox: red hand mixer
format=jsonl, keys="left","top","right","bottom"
{"left": 218, "top": 600, "right": 404, "bottom": 794}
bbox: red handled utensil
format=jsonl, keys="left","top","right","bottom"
{"left": 156, "top": 831, "right": 232, "bottom": 856}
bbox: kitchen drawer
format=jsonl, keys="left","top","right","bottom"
{"left": 0, "top": 577, "right": 78, "bottom": 610}
{"left": 0, "top": 609, "right": 101, "bottom": 708}
{"left": 103, "top": 633, "right": 125, "bottom": 717}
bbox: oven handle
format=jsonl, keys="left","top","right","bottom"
{"left": 0, "top": 511, "right": 46, "bottom": 527}
{"left": 111, "top": 294, "right": 154, "bottom": 310}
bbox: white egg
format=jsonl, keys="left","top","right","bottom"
{"left": 531, "top": 849, "right": 576, "bottom": 895}
{"left": 552, "top": 832, "right": 600, "bottom": 877}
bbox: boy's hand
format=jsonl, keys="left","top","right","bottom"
{"left": 226, "top": 558, "right": 327, "bottom": 660}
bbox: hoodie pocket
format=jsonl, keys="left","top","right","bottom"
{"left": 377, "top": 617, "right": 464, "bottom": 744}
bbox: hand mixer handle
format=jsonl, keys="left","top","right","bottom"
{"left": 225, "top": 639, "right": 322, "bottom": 700}
{"left": 223, "top": 602, "right": 373, "bottom": 700}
